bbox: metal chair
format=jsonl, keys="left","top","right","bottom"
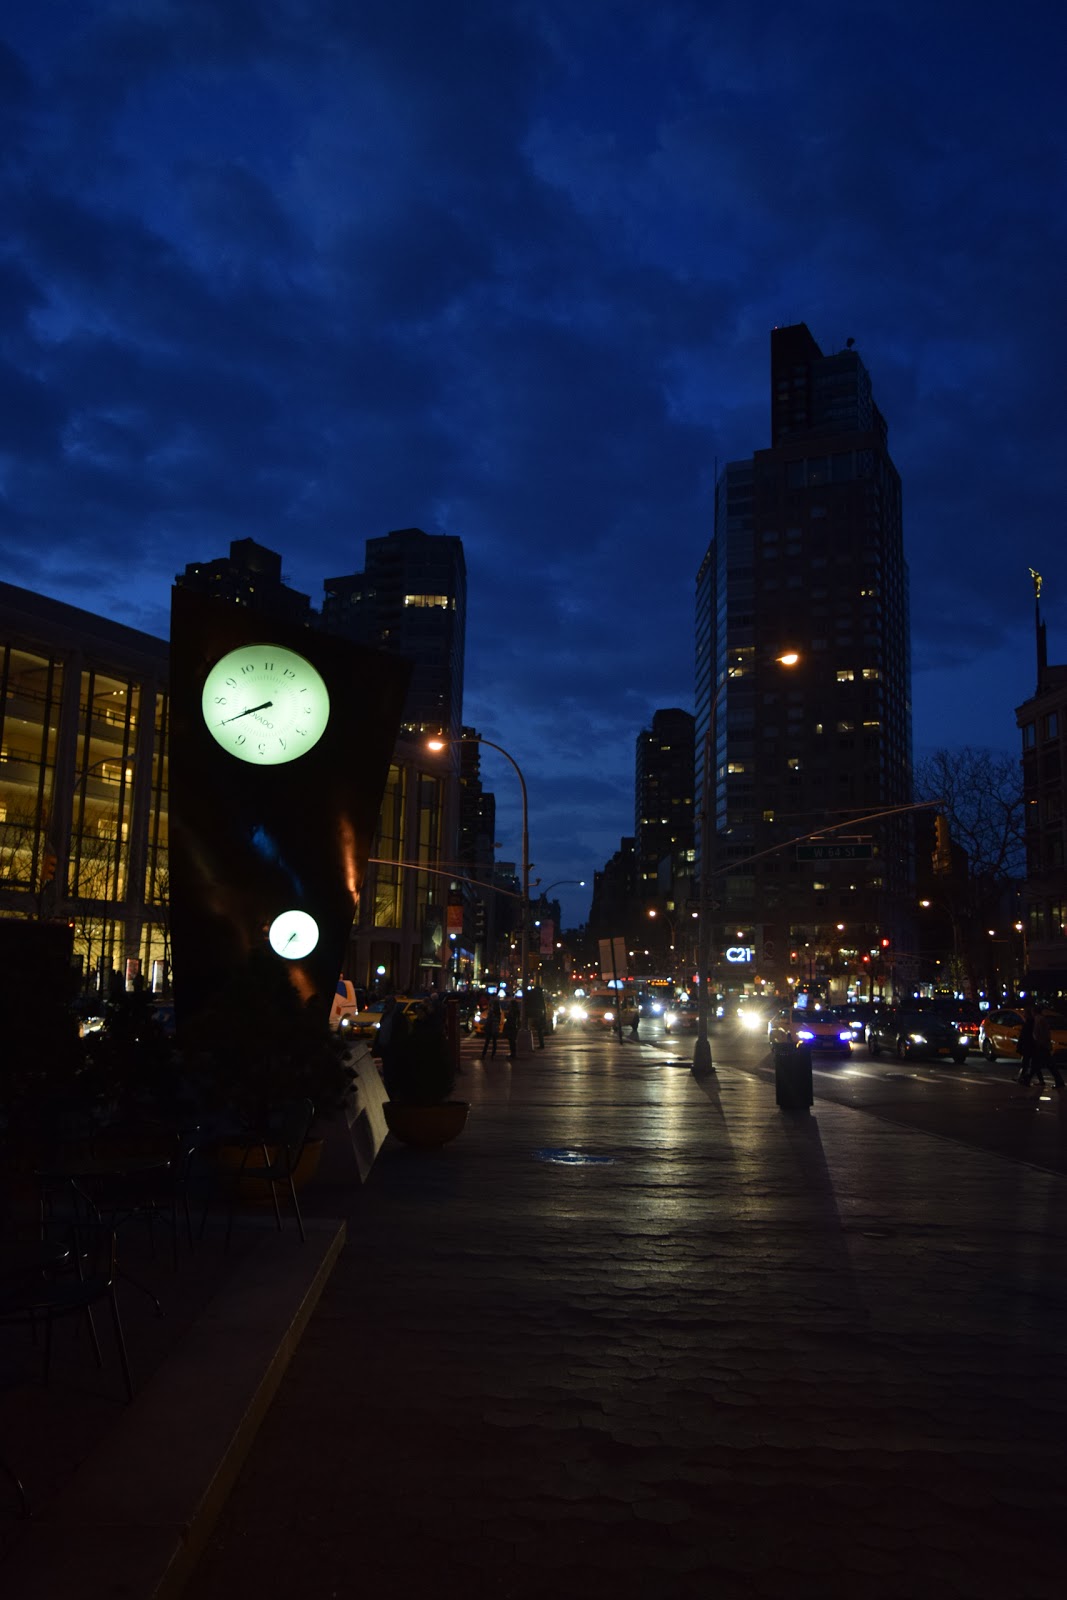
{"left": 0, "top": 1223, "right": 134, "bottom": 1403}
{"left": 224, "top": 1098, "right": 315, "bottom": 1248}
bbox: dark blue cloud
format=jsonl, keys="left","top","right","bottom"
{"left": 1, "top": 0, "right": 1065, "bottom": 928}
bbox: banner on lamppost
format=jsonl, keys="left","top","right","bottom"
{"left": 598, "top": 937, "right": 627, "bottom": 983}
{"left": 539, "top": 919, "right": 555, "bottom": 957}
{"left": 421, "top": 905, "right": 445, "bottom": 966}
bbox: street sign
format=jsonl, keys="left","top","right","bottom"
{"left": 796, "top": 843, "right": 874, "bottom": 861}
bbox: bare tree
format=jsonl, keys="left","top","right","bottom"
{"left": 0, "top": 808, "right": 40, "bottom": 890}
{"left": 914, "top": 747, "right": 1024, "bottom": 997}
{"left": 914, "top": 748, "right": 1025, "bottom": 884}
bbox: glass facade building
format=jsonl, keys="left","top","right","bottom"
{"left": 0, "top": 581, "right": 171, "bottom": 996}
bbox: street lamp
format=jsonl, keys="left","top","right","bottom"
{"left": 694, "top": 650, "right": 800, "bottom": 1071}
{"left": 428, "top": 732, "right": 532, "bottom": 1057}
{"left": 538, "top": 877, "right": 586, "bottom": 901}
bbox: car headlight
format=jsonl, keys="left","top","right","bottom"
{"left": 958, "top": 1033, "right": 969, "bottom": 1045}
{"left": 570, "top": 1004, "right": 587, "bottom": 1021}
{"left": 664, "top": 1010, "right": 678, "bottom": 1025}
{"left": 838, "top": 1030, "right": 852, "bottom": 1043}
{"left": 796, "top": 1028, "right": 815, "bottom": 1042}
{"left": 604, "top": 1010, "right": 615, "bottom": 1023}
{"left": 909, "top": 1032, "right": 928, "bottom": 1045}
{"left": 740, "top": 1012, "right": 764, "bottom": 1032}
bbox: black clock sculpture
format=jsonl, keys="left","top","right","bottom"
{"left": 168, "top": 587, "right": 410, "bottom": 1041}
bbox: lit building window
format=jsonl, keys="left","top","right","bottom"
{"left": 836, "top": 668, "right": 855, "bottom": 682}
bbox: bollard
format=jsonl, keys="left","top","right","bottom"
{"left": 774, "top": 1040, "right": 813, "bottom": 1109}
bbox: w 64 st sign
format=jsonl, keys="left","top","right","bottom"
{"left": 796, "top": 843, "right": 873, "bottom": 861}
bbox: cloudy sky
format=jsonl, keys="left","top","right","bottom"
{"left": 2, "top": 1, "right": 1065, "bottom": 930}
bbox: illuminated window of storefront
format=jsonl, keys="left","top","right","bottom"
{"left": 371, "top": 764, "right": 405, "bottom": 928}
{"left": 0, "top": 647, "right": 63, "bottom": 894}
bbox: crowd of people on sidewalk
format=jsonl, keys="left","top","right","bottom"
{"left": 480, "top": 986, "right": 549, "bottom": 1059}
{"left": 1014, "top": 1002, "right": 1066, "bottom": 1089}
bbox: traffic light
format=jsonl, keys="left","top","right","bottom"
{"left": 933, "top": 813, "right": 952, "bottom": 875}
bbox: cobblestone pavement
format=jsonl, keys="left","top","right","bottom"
{"left": 184, "top": 1032, "right": 1067, "bottom": 1600}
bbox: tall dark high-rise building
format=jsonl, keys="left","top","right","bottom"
{"left": 322, "top": 528, "right": 466, "bottom": 743}
{"left": 695, "top": 324, "right": 913, "bottom": 996}
{"left": 174, "top": 538, "right": 313, "bottom": 625}
{"left": 635, "top": 709, "right": 695, "bottom": 902}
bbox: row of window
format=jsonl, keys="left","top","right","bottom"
{"left": 1021, "top": 712, "right": 1059, "bottom": 746}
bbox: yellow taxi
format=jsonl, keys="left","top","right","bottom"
{"left": 978, "top": 1006, "right": 1067, "bottom": 1062}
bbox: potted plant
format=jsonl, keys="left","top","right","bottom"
{"left": 381, "top": 998, "right": 469, "bottom": 1149}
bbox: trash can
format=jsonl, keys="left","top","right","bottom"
{"left": 774, "top": 1040, "right": 813, "bottom": 1109}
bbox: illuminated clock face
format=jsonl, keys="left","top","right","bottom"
{"left": 201, "top": 644, "right": 330, "bottom": 765}
{"left": 268, "top": 910, "right": 320, "bottom": 960}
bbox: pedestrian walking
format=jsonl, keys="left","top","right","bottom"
{"left": 502, "top": 998, "right": 521, "bottom": 1059}
{"left": 1015, "top": 1003, "right": 1037, "bottom": 1084}
{"left": 481, "top": 998, "right": 501, "bottom": 1060}
{"left": 527, "top": 985, "right": 548, "bottom": 1049}
{"left": 1031, "top": 1005, "right": 1065, "bottom": 1089}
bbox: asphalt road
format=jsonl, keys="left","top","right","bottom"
{"left": 544, "top": 1015, "right": 1067, "bottom": 1179}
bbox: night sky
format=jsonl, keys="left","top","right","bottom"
{"left": 2, "top": 2, "right": 1064, "bottom": 932}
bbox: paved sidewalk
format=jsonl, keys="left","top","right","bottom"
{"left": 178, "top": 1033, "right": 1067, "bottom": 1600}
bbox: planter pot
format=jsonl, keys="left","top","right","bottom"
{"left": 383, "top": 1100, "right": 470, "bottom": 1149}
{"left": 211, "top": 1136, "right": 324, "bottom": 1203}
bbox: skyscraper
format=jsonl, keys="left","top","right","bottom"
{"left": 634, "top": 709, "right": 695, "bottom": 903}
{"left": 322, "top": 528, "right": 466, "bottom": 743}
{"left": 695, "top": 324, "right": 913, "bottom": 997}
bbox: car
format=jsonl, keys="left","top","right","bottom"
{"left": 350, "top": 996, "right": 419, "bottom": 1041}
{"left": 821, "top": 1002, "right": 884, "bottom": 1045}
{"left": 736, "top": 997, "right": 779, "bottom": 1036}
{"left": 664, "top": 999, "right": 724, "bottom": 1032}
{"left": 866, "top": 1005, "right": 970, "bottom": 1064}
{"left": 329, "top": 979, "right": 364, "bottom": 1034}
{"left": 767, "top": 1006, "right": 853, "bottom": 1056}
{"left": 918, "top": 996, "right": 985, "bottom": 1053}
{"left": 349, "top": 999, "right": 388, "bottom": 1039}
{"left": 979, "top": 1007, "right": 1067, "bottom": 1063}
{"left": 562, "top": 992, "right": 639, "bottom": 1030}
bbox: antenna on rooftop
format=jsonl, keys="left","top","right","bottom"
{"left": 1030, "top": 567, "right": 1047, "bottom": 688}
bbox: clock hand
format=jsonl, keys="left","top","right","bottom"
{"left": 219, "top": 700, "right": 273, "bottom": 725}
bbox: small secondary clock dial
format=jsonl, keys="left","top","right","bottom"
{"left": 268, "top": 910, "right": 320, "bottom": 960}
